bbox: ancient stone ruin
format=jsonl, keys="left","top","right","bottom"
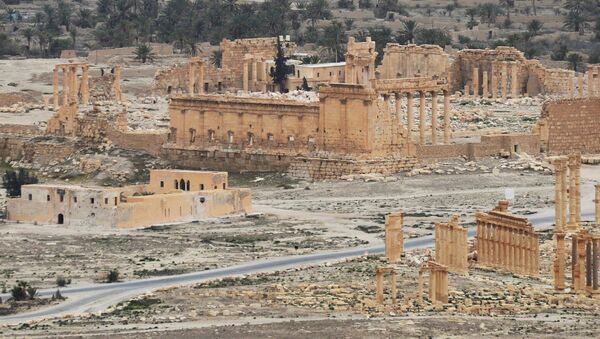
{"left": 435, "top": 215, "right": 468, "bottom": 274}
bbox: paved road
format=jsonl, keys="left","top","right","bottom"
{"left": 0, "top": 207, "right": 593, "bottom": 325}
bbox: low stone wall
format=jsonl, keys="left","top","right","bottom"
{"left": 417, "top": 133, "right": 540, "bottom": 162}
{"left": 0, "top": 124, "right": 43, "bottom": 136}
{"left": 161, "top": 147, "right": 292, "bottom": 172}
{"left": 107, "top": 129, "right": 168, "bottom": 156}
{"left": 22, "top": 136, "right": 77, "bottom": 166}
{"left": 288, "top": 156, "right": 418, "bottom": 180}
{"left": 0, "top": 134, "right": 30, "bottom": 160}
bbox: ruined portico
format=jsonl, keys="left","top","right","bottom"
{"left": 417, "top": 260, "right": 449, "bottom": 304}
{"left": 475, "top": 201, "right": 539, "bottom": 276}
{"left": 385, "top": 211, "right": 404, "bottom": 264}
{"left": 571, "top": 229, "right": 600, "bottom": 294}
{"left": 375, "top": 266, "right": 397, "bottom": 304}
{"left": 435, "top": 215, "right": 468, "bottom": 274}
{"left": 53, "top": 62, "right": 90, "bottom": 109}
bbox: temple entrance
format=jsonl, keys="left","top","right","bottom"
{"left": 57, "top": 213, "right": 64, "bottom": 224}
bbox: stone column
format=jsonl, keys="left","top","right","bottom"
{"left": 429, "top": 267, "right": 437, "bottom": 303}
{"left": 81, "top": 65, "right": 89, "bottom": 104}
{"left": 199, "top": 64, "right": 205, "bottom": 94}
{"left": 588, "top": 66, "right": 594, "bottom": 98}
{"left": 443, "top": 90, "right": 450, "bottom": 145}
{"left": 71, "top": 66, "right": 78, "bottom": 103}
{"left": 554, "top": 158, "right": 566, "bottom": 232}
{"left": 62, "top": 67, "right": 69, "bottom": 105}
{"left": 188, "top": 63, "right": 195, "bottom": 95}
{"left": 511, "top": 62, "right": 518, "bottom": 99}
{"left": 595, "top": 183, "right": 600, "bottom": 224}
{"left": 419, "top": 91, "right": 425, "bottom": 144}
{"left": 491, "top": 63, "right": 498, "bottom": 99}
{"left": 482, "top": 71, "right": 489, "bottom": 98}
{"left": 501, "top": 62, "right": 508, "bottom": 100}
{"left": 463, "top": 84, "right": 470, "bottom": 99}
{"left": 252, "top": 61, "right": 258, "bottom": 91}
{"left": 567, "top": 154, "right": 581, "bottom": 231}
{"left": 578, "top": 73, "right": 584, "bottom": 98}
{"left": 259, "top": 62, "right": 267, "bottom": 92}
{"left": 593, "top": 239, "right": 599, "bottom": 290}
{"left": 53, "top": 66, "right": 59, "bottom": 109}
{"left": 242, "top": 62, "right": 249, "bottom": 92}
{"left": 375, "top": 270, "right": 383, "bottom": 304}
{"left": 114, "top": 65, "right": 122, "bottom": 102}
{"left": 575, "top": 155, "right": 581, "bottom": 226}
{"left": 554, "top": 231, "right": 566, "bottom": 290}
{"left": 472, "top": 67, "right": 479, "bottom": 97}
{"left": 431, "top": 91, "right": 437, "bottom": 145}
{"left": 394, "top": 93, "right": 402, "bottom": 145}
{"left": 407, "top": 92, "right": 413, "bottom": 143}
{"left": 417, "top": 270, "right": 424, "bottom": 304}
{"left": 586, "top": 241, "right": 593, "bottom": 288}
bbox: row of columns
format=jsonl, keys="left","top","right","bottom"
{"left": 435, "top": 215, "right": 468, "bottom": 274}
{"left": 242, "top": 58, "right": 269, "bottom": 92}
{"left": 417, "top": 261, "right": 449, "bottom": 305}
{"left": 553, "top": 154, "right": 581, "bottom": 233}
{"left": 466, "top": 61, "right": 519, "bottom": 100}
{"left": 53, "top": 63, "right": 89, "bottom": 110}
{"left": 476, "top": 220, "right": 539, "bottom": 276}
{"left": 566, "top": 67, "right": 600, "bottom": 99}
{"left": 571, "top": 231, "right": 600, "bottom": 293}
{"left": 188, "top": 59, "right": 206, "bottom": 96}
{"left": 386, "top": 90, "right": 451, "bottom": 146}
{"left": 384, "top": 212, "right": 404, "bottom": 264}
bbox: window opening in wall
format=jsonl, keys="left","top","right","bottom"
{"left": 200, "top": 197, "right": 206, "bottom": 203}
{"left": 186, "top": 180, "right": 191, "bottom": 191}
{"left": 180, "top": 179, "right": 185, "bottom": 191}
{"left": 57, "top": 214, "right": 64, "bottom": 224}
{"left": 59, "top": 195, "right": 64, "bottom": 203}
{"left": 223, "top": 183, "right": 226, "bottom": 189}
{"left": 28, "top": 194, "right": 32, "bottom": 201}
{"left": 175, "top": 180, "right": 179, "bottom": 189}
{"left": 74, "top": 197, "right": 77, "bottom": 203}
{"left": 114, "top": 197, "right": 118, "bottom": 206}
{"left": 160, "top": 181, "right": 164, "bottom": 188}
{"left": 208, "top": 129, "right": 215, "bottom": 141}
{"left": 90, "top": 198, "right": 94, "bottom": 204}
{"left": 104, "top": 198, "right": 108, "bottom": 204}
{"left": 200, "top": 184, "right": 204, "bottom": 190}
{"left": 228, "top": 131, "right": 234, "bottom": 143}
{"left": 47, "top": 195, "right": 50, "bottom": 201}
{"left": 214, "top": 185, "right": 217, "bottom": 189}
{"left": 204, "top": 82, "right": 209, "bottom": 92}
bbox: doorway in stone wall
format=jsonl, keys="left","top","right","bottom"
{"left": 57, "top": 214, "right": 64, "bottom": 224}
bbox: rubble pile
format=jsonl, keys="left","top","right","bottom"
{"left": 406, "top": 156, "right": 553, "bottom": 177}
{"left": 231, "top": 90, "right": 319, "bottom": 103}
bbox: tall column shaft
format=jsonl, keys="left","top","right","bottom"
{"left": 81, "top": 66, "right": 89, "bottom": 104}
{"left": 501, "top": 62, "right": 508, "bottom": 100}
{"left": 407, "top": 92, "right": 413, "bottom": 143}
{"left": 242, "top": 62, "right": 249, "bottom": 92}
{"left": 199, "top": 65, "right": 205, "bottom": 94}
{"left": 419, "top": 91, "right": 425, "bottom": 144}
{"left": 431, "top": 91, "right": 437, "bottom": 145}
{"left": 593, "top": 239, "right": 599, "bottom": 290}
{"left": 578, "top": 74, "right": 584, "bottom": 98}
{"left": 443, "top": 91, "right": 450, "bottom": 144}
{"left": 52, "top": 67, "right": 59, "bottom": 109}
{"left": 62, "top": 67, "right": 69, "bottom": 105}
{"left": 511, "top": 62, "right": 518, "bottom": 98}
{"left": 588, "top": 66, "right": 594, "bottom": 98}
{"left": 554, "top": 232, "right": 566, "bottom": 290}
{"left": 596, "top": 66, "right": 600, "bottom": 98}
{"left": 464, "top": 84, "right": 470, "bottom": 99}
{"left": 188, "top": 63, "right": 195, "bottom": 95}
{"left": 114, "top": 65, "right": 122, "bottom": 102}
{"left": 491, "top": 62, "right": 497, "bottom": 99}
{"left": 472, "top": 67, "right": 479, "bottom": 97}
{"left": 482, "top": 71, "right": 488, "bottom": 98}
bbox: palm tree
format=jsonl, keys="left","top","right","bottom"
{"left": 210, "top": 50, "right": 223, "bottom": 68}
{"left": 134, "top": 44, "right": 155, "bottom": 63}
{"left": 499, "top": 0, "right": 514, "bottom": 20}
{"left": 479, "top": 3, "right": 503, "bottom": 27}
{"left": 562, "top": 0, "right": 592, "bottom": 35}
{"left": 22, "top": 28, "right": 35, "bottom": 52}
{"left": 531, "top": 0, "right": 536, "bottom": 16}
{"left": 527, "top": 19, "right": 543, "bottom": 36}
{"left": 465, "top": 8, "right": 478, "bottom": 30}
{"left": 305, "top": 0, "right": 332, "bottom": 27}
{"left": 76, "top": 8, "right": 94, "bottom": 29}
{"left": 397, "top": 20, "right": 418, "bottom": 44}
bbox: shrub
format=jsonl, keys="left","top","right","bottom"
{"left": 106, "top": 269, "right": 120, "bottom": 283}
{"left": 56, "top": 276, "right": 70, "bottom": 287}
{"left": 10, "top": 281, "right": 28, "bottom": 301}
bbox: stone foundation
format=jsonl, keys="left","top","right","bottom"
{"left": 288, "top": 156, "right": 417, "bottom": 180}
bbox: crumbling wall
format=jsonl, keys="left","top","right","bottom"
{"left": 88, "top": 43, "right": 173, "bottom": 64}
{"left": 21, "top": 136, "right": 77, "bottom": 166}
{"left": 288, "top": 156, "right": 417, "bottom": 180}
{"left": 153, "top": 62, "right": 235, "bottom": 95}
{"left": 378, "top": 44, "right": 450, "bottom": 79}
{"left": 220, "top": 37, "right": 280, "bottom": 89}
{"left": 536, "top": 98, "right": 600, "bottom": 155}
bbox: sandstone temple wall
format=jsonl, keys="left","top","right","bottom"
{"left": 536, "top": 98, "right": 600, "bottom": 155}
{"left": 378, "top": 44, "right": 450, "bottom": 80}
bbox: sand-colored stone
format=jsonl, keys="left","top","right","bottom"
{"left": 385, "top": 211, "right": 404, "bottom": 264}
{"left": 435, "top": 215, "right": 468, "bottom": 274}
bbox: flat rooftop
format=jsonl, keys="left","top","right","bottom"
{"left": 297, "top": 62, "right": 346, "bottom": 68}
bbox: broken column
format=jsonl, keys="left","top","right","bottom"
{"left": 243, "top": 62, "right": 249, "bottom": 92}
{"left": 588, "top": 65, "right": 594, "bottom": 98}
{"left": 567, "top": 153, "right": 581, "bottom": 232}
{"left": 554, "top": 158, "right": 568, "bottom": 232}
{"left": 571, "top": 230, "right": 599, "bottom": 294}
{"left": 188, "top": 62, "right": 196, "bottom": 95}
{"left": 443, "top": 90, "right": 450, "bottom": 145}
{"left": 431, "top": 91, "right": 437, "bottom": 145}
{"left": 418, "top": 261, "right": 448, "bottom": 304}
{"left": 491, "top": 63, "right": 498, "bottom": 99}
{"left": 375, "top": 267, "right": 397, "bottom": 304}
{"left": 554, "top": 231, "right": 566, "bottom": 290}
{"left": 53, "top": 66, "right": 59, "bottom": 109}
{"left": 114, "top": 65, "right": 122, "bottom": 102}
{"left": 81, "top": 65, "right": 89, "bottom": 104}
{"left": 385, "top": 211, "right": 404, "bottom": 264}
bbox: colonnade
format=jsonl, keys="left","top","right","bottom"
{"left": 53, "top": 63, "right": 89, "bottom": 109}
{"left": 435, "top": 215, "right": 468, "bottom": 273}
{"left": 242, "top": 57, "right": 270, "bottom": 92}
{"left": 466, "top": 61, "right": 519, "bottom": 100}
{"left": 385, "top": 211, "right": 404, "bottom": 264}
{"left": 572, "top": 230, "right": 600, "bottom": 293}
{"left": 385, "top": 89, "right": 451, "bottom": 145}
{"left": 475, "top": 201, "right": 539, "bottom": 276}
{"left": 553, "top": 154, "right": 581, "bottom": 233}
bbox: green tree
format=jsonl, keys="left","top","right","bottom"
{"left": 465, "top": 8, "right": 478, "bottom": 30}
{"left": 305, "top": 0, "right": 332, "bottom": 27}
{"left": 527, "top": 19, "right": 543, "bottom": 36}
{"left": 320, "top": 21, "right": 346, "bottom": 62}
{"left": 550, "top": 43, "right": 568, "bottom": 61}
{"left": 22, "top": 27, "right": 34, "bottom": 52}
{"left": 270, "top": 39, "right": 292, "bottom": 92}
{"left": 562, "top": 0, "right": 594, "bottom": 35}
{"left": 134, "top": 44, "right": 155, "bottom": 63}
{"left": 301, "top": 77, "right": 312, "bottom": 91}
{"left": 365, "top": 25, "right": 392, "bottom": 65}
{"left": 478, "top": 3, "right": 503, "bottom": 27}
{"left": 374, "top": 0, "right": 408, "bottom": 19}
{"left": 57, "top": 0, "right": 72, "bottom": 31}
{"left": 415, "top": 28, "right": 452, "bottom": 47}
{"left": 499, "top": 0, "right": 514, "bottom": 20}
{"left": 397, "top": 20, "right": 418, "bottom": 44}
{"left": 76, "top": 8, "right": 94, "bottom": 29}
{"left": 106, "top": 269, "right": 120, "bottom": 283}
{"left": 566, "top": 52, "right": 583, "bottom": 71}
{"left": 210, "top": 50, "right": 223, "bottom": 68}
{"left": 2, "top": 169, "right": 38, "bottom": 198}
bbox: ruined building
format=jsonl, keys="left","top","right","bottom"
{"left": 7, "top": 170, "right": 251, "bottom": 228}
{"left": 435, "top": 215, "right": 468, "bottom": 274}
